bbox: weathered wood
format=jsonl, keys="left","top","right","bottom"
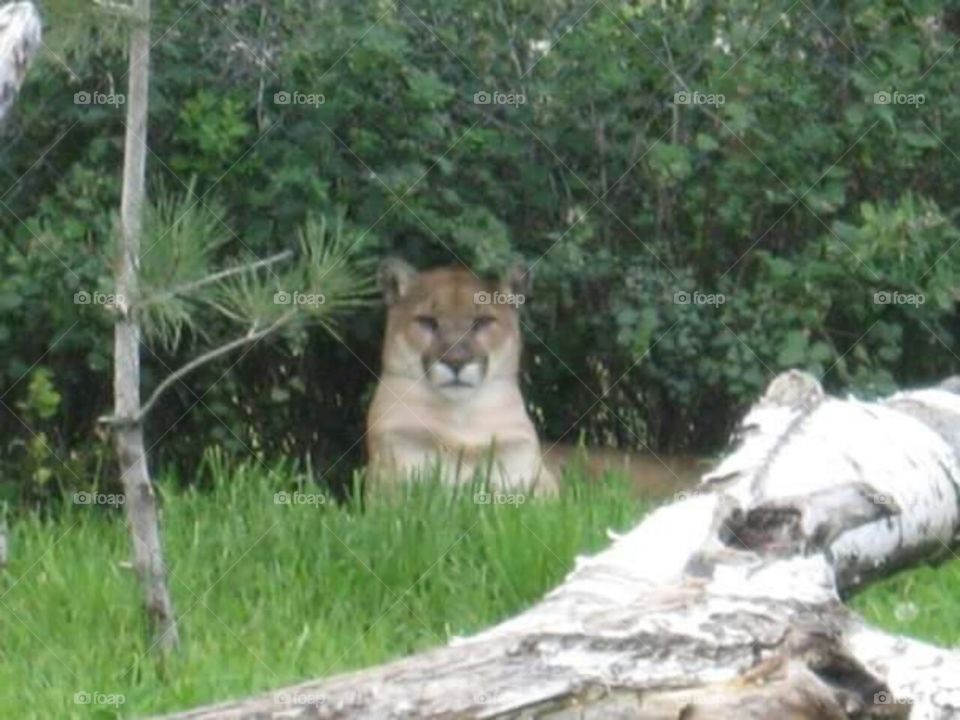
{"left": 162, "top": 371, "right": 960, "bottom": 719}
{"left": 0, "top": 1, "right": 39, "bottom": 122}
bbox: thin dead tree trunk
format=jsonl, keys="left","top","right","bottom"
{"left": 114, "top": 0, "right": 178, "bottom": 653}
{"left": 163, "top": 371, "right": 960, "bottom": 719}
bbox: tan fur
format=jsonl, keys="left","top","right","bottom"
{"left": 541, "top": 445, "right": 708, "bottom": 496}
{"left": 366, "top": 261, "right": 556, "bottom": 494}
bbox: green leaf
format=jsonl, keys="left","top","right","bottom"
{"left": 901, "top": 131, "right": 939, "bottom": 149}
{"left": 16, "top": 367, "right": 61, "bottom": 421}
{"left": 138, "top": 181, "right": 231, "bottom": 351}
{"left": 695, "top": 133, "right": 720, "bottom": 151}
{"left": 777, "top": 330, "right": 809, "bottom": 366}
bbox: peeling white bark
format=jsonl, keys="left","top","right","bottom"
{"left": 161, "top": 371, "right": 960, "bottom": 719}
{"left": 0, "top": 1, "right": 40, "bottom": 122}
{"left": 849, "top": 624, "right": 960, "bottom": 717}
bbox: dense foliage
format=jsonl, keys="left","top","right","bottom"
{"left": 1, "top": 0, "right": 958, "bottom": 501}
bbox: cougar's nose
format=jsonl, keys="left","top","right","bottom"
{"left": 441, "top": 346, "right": 471, "bottom": 372}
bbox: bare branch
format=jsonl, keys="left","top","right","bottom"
{"left": 105, "top": 310, "right": 296, "bottom": 425}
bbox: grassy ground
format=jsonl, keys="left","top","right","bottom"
{"left": 0, "top": 456, "right": 648, "bottom": 718}
{"left": 2, "top": 456, "right": 959, "bottom": 719}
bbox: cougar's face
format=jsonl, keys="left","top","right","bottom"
{"left": 378, "top": 260, "right": 530, "bottom": 401}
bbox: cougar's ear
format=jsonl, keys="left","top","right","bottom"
{"left": 500, "top": 262, "right": 532, "bottom": 302}
{"left": 378, "top": 257, "right": 416, "bottom": 305}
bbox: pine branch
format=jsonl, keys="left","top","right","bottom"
{"left": 137, "top": 249, "right": 293, "bottom": 310}
{"left": 99, "top": 310, "right": 297, "bottom": 426}
{"left": 136, "top": 310, "right": 295, "bottom": 422}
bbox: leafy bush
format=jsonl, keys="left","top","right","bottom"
{"left": 1, "top": 0, "right": 958, "bottom": 499}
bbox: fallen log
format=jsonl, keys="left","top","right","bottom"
{"left": 163, "top": 371, "right": 960, "bottom": 719}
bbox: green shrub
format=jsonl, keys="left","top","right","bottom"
{"left": 1, "top": 1, "right": 958, "bottom": 499}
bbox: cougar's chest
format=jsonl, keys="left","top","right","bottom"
{"left": 373, "top": 379, "right": 534, "bottom": 453}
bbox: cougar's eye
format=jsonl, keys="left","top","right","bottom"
{"left": 472, "top": 316, "right": 496, "bottom": 332}
{"left": 415, "top": 315, "right": 438, "bottom": 332}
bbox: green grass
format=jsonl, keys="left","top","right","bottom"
{"left": 850, "top": 558, "right": 960, "bottom": 645}
{"left": 2, "top": 457, "right": 959, "bottom": 719}
{"left": 0, "top": 458, "right": 649, "bottom": 718}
